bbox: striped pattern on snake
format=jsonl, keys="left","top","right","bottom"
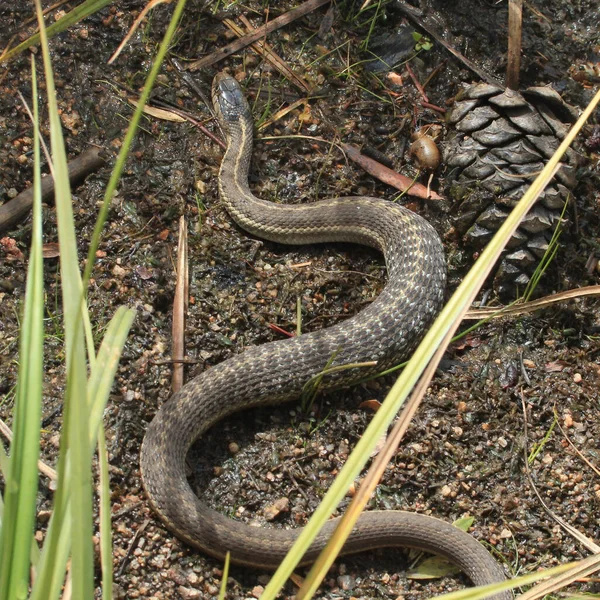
{"left": 140, "top": 72, "right": 509, "bottom": 596}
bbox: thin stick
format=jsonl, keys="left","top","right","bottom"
{"left": 171, "top": 216, "right": 188, "bottom": 393}
{"left": 463, "top": 285, "right": 600, "bottom": 320}
{"left": 341, "top": 143, "right": 443, "bottom": 200}
{"left": 188, "top": 0, "right": 331, "bottom": 71}
{"left": 0, "top": 418, "right": 57, "bottom": 481}
{"left": 506, "top": 0, "right": 523, "bottom": 90}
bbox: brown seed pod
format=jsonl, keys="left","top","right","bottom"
{"left": 410, "top": 131, "right": 441, "bottom": 171}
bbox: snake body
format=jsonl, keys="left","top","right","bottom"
{"left": 140, "top": 73, "right": 508, "bottom": 592}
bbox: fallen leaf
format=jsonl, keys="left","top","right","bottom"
{"left": 407, "top": 556, "right": 461, "bottom": 580}
{"left": 452, "top": 516, "right": 474, "bottom": 532}
{"left": 359, "top": 399, "right": 382, "bottom": 412}
{"left": 545, "top": 360, "right": 568, "bottom": 372}
{"left": 136, "top": 265, "right": 155, "bottom": 280}
{"left": 370, "top": 431, "right": 387, "bottom": 458}
{"left": 42, "top": 242, "right": 60, "bottom": 258}
{"left": 129, "top": 99, "right": 186, "bottom": 122}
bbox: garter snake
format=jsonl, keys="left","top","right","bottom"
{"left": 140, "top": 72, "right": 508, "bottom": 595}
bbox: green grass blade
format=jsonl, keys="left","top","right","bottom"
{"left": 218, "top": 552, "right": 231, "bottom": 600}
{"left": 261, "top": 86, "right": 600, "bottom": 600}
{"left": 34, "top": 1, "right": 94, "bottom": 596}
{"left": 31, "top": 307, "right": 134, "bottom": 600}
{"left": 98, "top": 424, "right": 113, "bottom": 600}
{"left": 0, "top": 0, "right": 113, "bottom": 64}
{"left": 0, "top": 56, "right": 44, "bottom": 600}
{"left": 88, "top": 307, "right": 135, "bottom": 444}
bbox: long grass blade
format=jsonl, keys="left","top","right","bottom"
{"left": 31, "top": 306, "right": 134, "bottom": 600}
{"left": 0, "top": 56, "right": 44, "bottom": 600}
{"left": 33, "top": 1, "right": 94, "bottom": 596}
{"left": 98, "top": 424, "right": 113, "bottom": 600}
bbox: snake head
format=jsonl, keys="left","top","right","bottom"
{"left": 212, "top": 72, "right": 251, "bottom": 127}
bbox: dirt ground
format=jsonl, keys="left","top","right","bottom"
{"left": 1, "top": 1, "right": 599, "bottom": 599}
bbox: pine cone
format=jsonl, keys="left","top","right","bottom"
{"left": 444, "top": 82, "right": 579, "bottom": 295}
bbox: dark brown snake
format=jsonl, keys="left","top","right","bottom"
{"left": 140, "top": 73, "right": 509, "bottom": 595}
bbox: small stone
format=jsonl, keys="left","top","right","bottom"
{"left": 228, "top": 442, "right": 240, "bottom": 455}
{"left": 252, "top": 585, "right": 264, "bottom": 598}
{"left": 337, "top": 575, "right": 355, "bottom": 591}
{"left": 177, "top": 586, "right": 201, "bottom": 599}
{"left": 441, "top": 485, "right": 452, "bottom": 497}
{"left": 500, "top": 528, "right": 512, "bottom": 539}
{"left": 112, "top": 264, "right": 127, "bottom": 278}
{"left": 264, "top": 497, "right": 289, "bottom": 521}
{"left": 497, "top": 437, "right": 508, "bottom": 448}
{"left": 573, "top": 373, "right": 582, "bottom": 383}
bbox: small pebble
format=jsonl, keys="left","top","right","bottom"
{"left": 337, "top": 575, "right": 355, "bottom": 591}
{"left": 177, "top": 586, "right": 201, "bottom": 599}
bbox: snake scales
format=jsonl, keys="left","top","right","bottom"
{"left": 140, "top": 73, "right": 508, "bottom": 593}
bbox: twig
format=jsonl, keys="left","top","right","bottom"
{"left": 0, "top": 417, "right": 57, "bottom": 481}
{"left": 341, "top": 143, "right": 443, "bottom": 200}
{"left": 506, "top": 0, "right": 523, "bottom": 90}
{"left": 188, "top": 0, "right": 331, "bottom": 71}
{"left": 463, "top": 285, "right": 600, "bottom": 320}
{"left": 517, "top": 554, "right": 600, "bottom": 600}
{"left": 405, "top": 63, "right": 429, "bottom": 103}
{"left": 116, "top": 519, "right": 150, "bottom": 578}
{"left": 171, "top": 216, "right": 188, "bottom": 393}
{"left": 0, "top": 146, "right": 106, "bottom": 233}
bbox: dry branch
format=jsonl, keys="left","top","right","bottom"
{"left": 0, "top": 146, "right": 106, "bottom": 233}
{"left": 341, "top": 143, "right": 443, "bottom": 200}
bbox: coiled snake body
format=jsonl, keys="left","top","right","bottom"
{"left": 140, "top": 73, "right": 508, "bottom": 593}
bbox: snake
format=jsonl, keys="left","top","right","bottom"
{"left": 140, "top": 72, "right": 509, "bottom": 595}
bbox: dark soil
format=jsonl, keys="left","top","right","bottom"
{"left": 1, "top": 1, "right": 599, "bottom": 599}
